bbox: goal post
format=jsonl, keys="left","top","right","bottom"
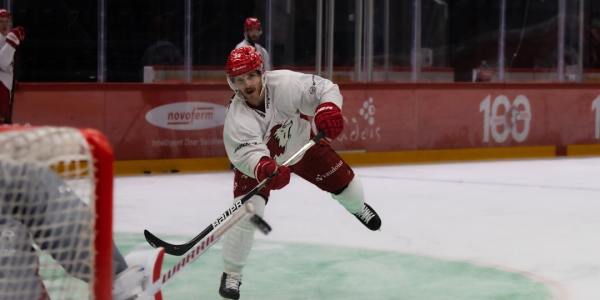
{"left": 0, "top": 126, "right": 114, "bottom": 299}
{"left": 83, "top": 128, "right": 114, "bottom": 300}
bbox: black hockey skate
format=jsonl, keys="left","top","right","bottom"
{"left": 353, "top": 203, "right": 381, "bottom": 230}
{"left": 219, "top": 272, "right": 242, "bottom": 299}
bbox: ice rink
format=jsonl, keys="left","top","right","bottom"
{"left": 115, "top": 157, "right": 600, "bottom": 299}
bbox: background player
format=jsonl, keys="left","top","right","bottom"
{"left": 235, "top": 17, "right": 271, "bottom": 72}
{"left": 0, "top": 9, "right": 24, "bottom": 124}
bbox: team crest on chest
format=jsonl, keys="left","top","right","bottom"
{"left": 266, "top": 120, "right": 293, "bottom": 159}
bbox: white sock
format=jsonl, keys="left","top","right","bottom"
{"left": 332, "top": 177, "right": 365, "bottom": 214}
{"left": 222, "top": 195, "right": 266, "bottom": 274}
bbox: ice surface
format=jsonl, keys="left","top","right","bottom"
{"left": 115, "top": 157, "right": 600, "bottom": 300}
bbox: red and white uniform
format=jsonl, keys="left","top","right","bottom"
{"left": 224, "top": 69, "right": 354, "bottom": 199}
{"left": 235, "top": 40, "right": 271, "bottom": 71}
{"left": 220, "top": 48, "right": 375, "bottom": 287}
{"left": 236, "top": 17, "right": 271, "bottom": 71}
{"left": 0, "top": 10, "right": 23, "bottom": 123}
{"left": 0, "top": 33, "right": 15, "bottom": 123}
{"left": 224, "top": 69, "right": 340, "bottom": 177}
{"left": 0, "top": 33, "right": 15, "bottom": 92}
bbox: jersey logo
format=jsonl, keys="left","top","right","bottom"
{"left": 315, "top": 160, "right": 343, "bottom": 182}
{"left": 234, "top": 141, "right": 259, "bottom": 153}
{"left": 266, "top": 120, "right": 293, "bottom": 159}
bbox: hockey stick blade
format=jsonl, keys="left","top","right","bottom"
{"left": 144, "top": 131, "right": 325, "bottom": 256}
{"left": 143, "top": 203, "right": 253, "bottom": 298}
{"left": 144, "top": 229, "right": 191, "bottom": 256}
{"left": 250, "top": 214, "right": 272, "bottom": 235}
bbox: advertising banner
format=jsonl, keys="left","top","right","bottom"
{"left": 14, "top": 83, "right": 600, "bottom": 160}
{"left": 103, "top": 87, "right": 231, "bottom": 159}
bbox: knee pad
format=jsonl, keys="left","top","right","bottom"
{"left": 331, "top": 177, "right": 364, "bottom": 214}
{"left": 245, "top": 194, "right": 266, "bottom": 216}
{"left": 238, "top": 194, "right": 265, "bottom": 228}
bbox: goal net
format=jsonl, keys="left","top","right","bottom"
{"left": 0, "top": 126, "right": 113, "bottom": 299}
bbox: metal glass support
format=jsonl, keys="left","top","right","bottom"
{"left": 384, "top": 0, "right": 390, "bottom": 81}
{"left": 354, "top": 0, "right": 363, "bottom": 81}
{"left": 365, "top": 0, "right": 374, "bottom": 82}
{"left": 97, "top": 0, "right": 106, "bottom": 82}
{"left": 578, "top": 0, "right": 584, "bottom": 82}
{"left": 316, "top": 0, "right": 323, "bottom": 76}
{"left": 267, "top": 0, "right": 273, "bottom": 60}
{"left": 558, "top": 0, "right": 566, "bottom": 82}
{"left": 498, "top": 0, "right": 506, "bottom": 81}
{"left": 4, "top": 0, "right": 11, "bottom": 12}
{"left": 411, "top": 0, "right": 422, "bottom": 82}
{"left": 184, "top": 0, "right": 192, "bottom": 83}
{"left": 326, "top": 0, "right": 335, "bottom": 80}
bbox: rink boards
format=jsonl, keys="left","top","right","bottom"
{"left": 12, "top": 82, "right": 600, "bottom": 174}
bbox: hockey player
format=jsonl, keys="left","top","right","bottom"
{"left": 0, "top": 9, "right": 24, "bottom": 124}
{"left": 219, "top": 46, "right": 382, "bottom": 299}
{"left": 0, "top": 158, "right": 163, "bottom": 299}
{"left": 235, "top": 17, "right": 271, "bottom": 71}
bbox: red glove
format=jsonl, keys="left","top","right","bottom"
{"left": 314, "top": 102, "right": 344, "bottom": 139}
{"left": 6, "top": 26, "right": 25, "bottom": 48}
{"left": 255, "top": 157, "right": 290, "bottom": 190}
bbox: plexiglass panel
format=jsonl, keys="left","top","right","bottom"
{"left": 271, "top": 0, "right": 318, "bottom": 71}
{"left": 14, "top": 0, "right": 98, "bottom": 81}
{"left": 8, "top": 0, "right": 594, "bottom": 83}
{"left": 448, "top": 0, "right": 501, "bottom": 82}
{"left": 107, "top": 1, "right": 184, "bottom": 82}
{"left": 421, "top": 0, "right": 452, "bottom": 82}
{"left": 375, "top": 0, "right": 413, "bottom": 82}
{"left": 584, "top": 0, "right": 600, "bottom": 81}
{"left": 504, "top": 0, "right": 559, "bottom": 82}
{"left": 192, "top": 1, "right": 266, "bottom": 82}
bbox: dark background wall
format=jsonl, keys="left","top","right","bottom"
{"left": 9, "top": 0, "right": 600, "bottom": 82}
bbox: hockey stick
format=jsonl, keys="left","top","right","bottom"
{"left": 5, "top": 87, "right": 14, "bottom": 124}
{"left": 5, "top": 54, "right": 17, "bottom": 124}
{"left": 144, "top": 131, "right": 325, "bottom": 256}
{"left": 143, "top": 203, "right": 269, "bottom": 298}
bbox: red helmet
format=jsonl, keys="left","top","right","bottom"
{"left": 0, "top": 9, "right": 11, "bottom": 19}
{"left": 226, "top": 46, "right": 263, "bottom": 77}
{"left": 244, "top": 17, "right": 261, "bottom": 31}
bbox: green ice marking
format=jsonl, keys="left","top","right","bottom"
{"left": 116, "top": 233, "right": 550, "bottom": 300}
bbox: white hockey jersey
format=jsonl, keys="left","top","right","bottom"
{"left": 235, "top": 39, "right": 272, "bottom": 71}
{"left": 223, "top": 70, "right": 343, "bottom": 178}
{"left": 0, "top": 34, "right": 15, "bottom": 91}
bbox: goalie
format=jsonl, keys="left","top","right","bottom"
{"left": 220, "top": 46, "right": 382, "bottom": 299}
{"left": 0, "top": 158, "right": 162, "bottom": 300}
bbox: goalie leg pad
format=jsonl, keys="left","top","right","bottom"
{"left": 222, "top": 194, "right": 265, "bottom": 274}
{"left": 332, "top": 177, "right": 365, "bottom": 214}
{"left": 113, "top": 242, "right": 129, "bottom": 275}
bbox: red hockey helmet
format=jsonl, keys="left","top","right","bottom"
{"left": 0, "top": 9, "right": 11, "bottom": 19}
{"left": 226, "top": 46, "right": 263, "bottom": 77}
{"left": 244, "top": 17, "right": 261, "bottom": 31}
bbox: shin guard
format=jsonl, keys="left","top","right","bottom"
{"left": 332, "top": 177, "right": 365, "bottom": 214}
{"left": 222, "top": 195, "right": 266, "bottom": 274}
